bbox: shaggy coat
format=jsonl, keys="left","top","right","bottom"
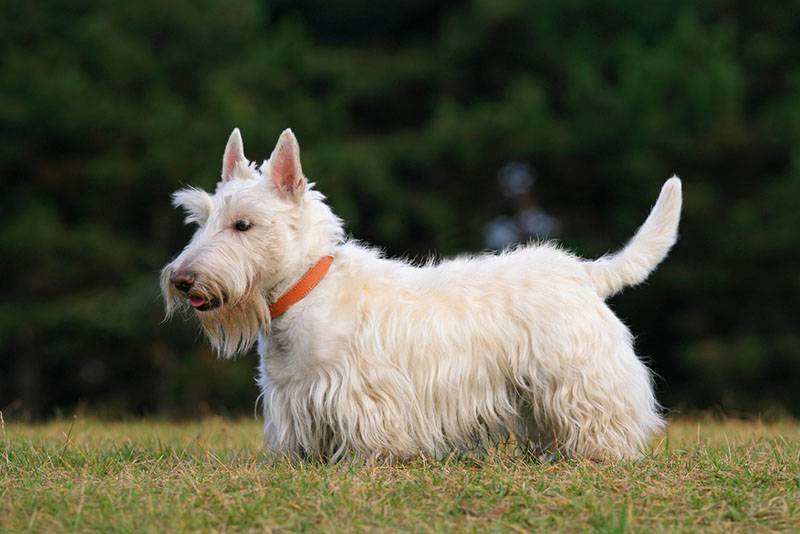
{"left": 162, "top": 128, "right": 682, "bottom": 462}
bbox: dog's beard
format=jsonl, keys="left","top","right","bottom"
{"left": 195, "top": 291, "right": 270, "bottom": 358}
{"left": 161, "top": 270, "right": 270, "bottom": 358}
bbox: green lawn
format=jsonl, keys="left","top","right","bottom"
{"left": 1, "top": 416, "right": 798, "bottom": 532}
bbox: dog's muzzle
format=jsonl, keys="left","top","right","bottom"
{"left": 169, "top": 270, "right": 219, "bottom": 311}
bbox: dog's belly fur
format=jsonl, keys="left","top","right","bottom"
{"left": 258, "top": 242, "right": 663, "bottom": 461}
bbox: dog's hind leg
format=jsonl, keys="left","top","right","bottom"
{"left": 515, "top": 312, "right": 664, "bottom": 461}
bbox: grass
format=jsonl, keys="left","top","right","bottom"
{"left": 1, "top": 416, "right": 799, "bottom": 532}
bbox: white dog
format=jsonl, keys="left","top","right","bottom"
{"left": 162, "top": 128, "right": 682, "bottom": 462}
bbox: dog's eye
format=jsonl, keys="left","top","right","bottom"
{"left": 234, "top": 219, "right": 252, "bottom": 232}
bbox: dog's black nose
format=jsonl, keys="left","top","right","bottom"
{"left": 169, "top": 270, "right": 196, "bottom": 293}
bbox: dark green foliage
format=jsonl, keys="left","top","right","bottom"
{"left": 1, "top": 0, "right": 798, "bottom": 418}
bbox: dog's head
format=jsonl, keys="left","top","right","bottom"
{"left": 161, "top": 129, "right": 343, "bottom": 357}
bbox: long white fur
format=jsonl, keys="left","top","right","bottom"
{"left": 162, "top": 129, "right": 682, "bottom": 462}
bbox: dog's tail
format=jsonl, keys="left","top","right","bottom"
{"left": 585, "top": 177, "right": 682, "bottom": 299}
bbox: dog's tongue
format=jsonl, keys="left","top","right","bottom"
{"left": 190, "top": 296, "right": 206, "bottom": 308}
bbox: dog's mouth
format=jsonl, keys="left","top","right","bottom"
{"left": 188, "top": 295, "right": 219, "bottom": 311}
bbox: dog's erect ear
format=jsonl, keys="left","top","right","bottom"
{"left": 172, "top": 187, "right": 213, "bottom": 225}
{"left": 268, "top": 128, "right": 306, "bottom": 199}
{"left": 222, "top": 128, "right": 246, "bottom": 182}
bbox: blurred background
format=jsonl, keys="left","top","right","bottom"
{"left": 1, "top": 0, "right": 799, "bottom": 420}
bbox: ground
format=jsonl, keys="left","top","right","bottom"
{"left": 1, "top": 417, "right": 798, "bottom": 532}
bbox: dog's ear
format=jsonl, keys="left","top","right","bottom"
{"left": 222, "top": 128, "right": 247, "bottom": 182}
{"left": 268, "top": 128, "right": 306, "bottom": 199}
{"left": 172, "top": 187, "right": 213, "bottom": 225}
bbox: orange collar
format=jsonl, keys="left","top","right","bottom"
{"left": 269, "top": 255, "right": 334, "bottom": 319}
